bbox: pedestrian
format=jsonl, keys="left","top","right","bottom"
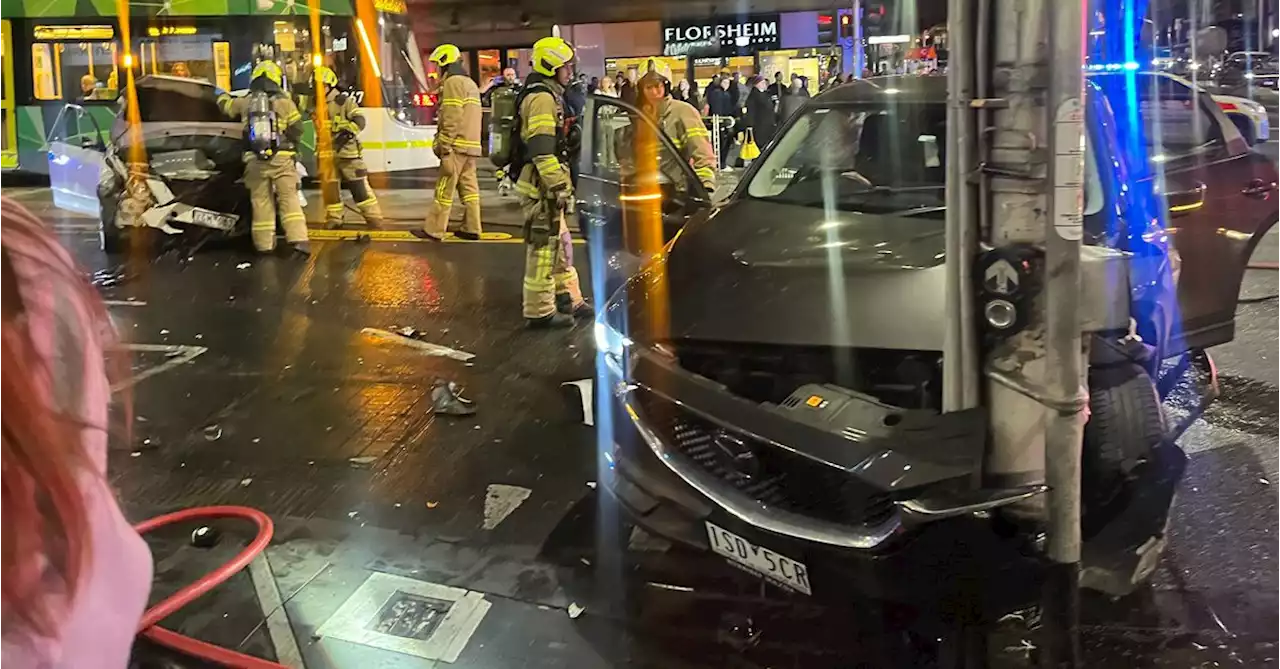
{"left": 674, "top": 77, "right": 702, "bottom": 113}
{"left": 780, "top": 73, "right": 810, "bottom": 121}
{"left": 705, "top": 75, "right": 737, "bottom": 169}
{"left": 1, "top": 197, "right": 153, "bottom": 669}
{"left": 596, "top": 76, "right": 617, "bottom": 96}
{"left": 516, "top": 36, "right": 592, "bottom": 328}
{"left": 589, "top": 76, "right": 600, "bottom": 94}
{"left": 619, "top": 67, "right": 638, "bottom": 104}
{"left": 416, "top": 44, "right": 483, "bottom": 241}
{"left": 767, "top": 71, "right": 786, "bottom": 108}
{"left": 317, "top": 65, "right": 383, "bottom": 230}
{"left": 636, "top": 59, "right": 717, "bottom": 193}
{"left": 217, "top": 61, "right": 310, "bottom": 255}
{"left": 733, "top": 71, "right": 750, "bottom": 111}
{"left": 741, "top": 74, "right": 777, "bottom": 156}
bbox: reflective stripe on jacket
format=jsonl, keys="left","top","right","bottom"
{"left": 329, "top": 94, "right": 365, "bottom": 159}
{"left": 659, "top": 98, "right": 717, "bottom": 191}
{"left": 516, "top": 80, "right": 570, "bottom": 198}
{"left": 437, "top": 73, "right": 483, "bottom": 157}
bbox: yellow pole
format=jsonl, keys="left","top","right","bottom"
{"left": 309, "top": 1, "right": 340, "bottom": 219}
{"left": 116, "top": 0, "right": 150, "bottom": 264}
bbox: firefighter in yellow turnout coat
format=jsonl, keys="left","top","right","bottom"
{"left": 638, "top": 59, "right": 718, "bottom": 193}
{"left": 415, "top": 44, "right": 483, "bottom": 241}
{"left": 516, "top": 37, "right": 591, "bottom": 328}
{"left": 317, "top": 65, "right": 383, "bottom": 229}
{"left": 217, "top": 60, "right": 310, "bottom": 254}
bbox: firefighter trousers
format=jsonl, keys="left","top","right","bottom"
{"left": 423, "top": 152, "right": 482, "bottom": 239}
{"left": 324, "top": 156, "right": 383, "bottom": 227}
{"left": 245, "top": 152, "right": 308, "bottom": 252}
{"left": 521, "top": 197, "right": 583, "bottom": 319}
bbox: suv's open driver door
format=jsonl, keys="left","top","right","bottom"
{"left": 577, "top": 95, "right": 713, "bottom": 298}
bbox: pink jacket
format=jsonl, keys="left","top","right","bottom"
{"left": 2, "top": 203, "right": 153, "bottom": 668}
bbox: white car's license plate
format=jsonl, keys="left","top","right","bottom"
{"left": 191, "top": 209, "right": 236, "bottom": 231}
{"left": 705, "top": 522, "right": 811, "bottom": 595}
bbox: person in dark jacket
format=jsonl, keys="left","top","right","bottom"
{"left": 779, "top": 74, "right": 810, "bottom": 121}
{"left": 705, "top": 76, "right": 737, "bottom": 168}
{"left": 741, "top": 75, "right": 777, "bottom": 156}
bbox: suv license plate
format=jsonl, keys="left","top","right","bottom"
{"left": 191, "top": 209, "right": 235, "bottom": 231}
{"left": 705, "top": 522, "right": 811, "bottom": 595}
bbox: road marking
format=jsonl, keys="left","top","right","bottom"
{"left": 112, "top": 343, "right": 208, "bottom": 391}
{"left": 308, "top": 229, "right": 514, "bottom": 242}
{"left": 247, "top": 554, "right": 306, "bottom": 669}
{"left": 482, "top": 484, "right": 532, "bottom": 530}
{"left": 104, "top": 299, "right": 147, "bottom": 307}
{"left": 360, "top": 328, "right": 476, "bottom": 361}
{"left": 308, "top": 228, "right": 586, "bottom": 245}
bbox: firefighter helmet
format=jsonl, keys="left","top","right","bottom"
{"left": 315, "top": 65, "right": 338, "bottom": 88}
{"left": 429, "top": 44, "right": 462, "bottom": 67}
{"left": 531, "top": 36, "right": 574, "bottom": 77}
{"left": 251, "top": 60, "right": 284, "bottom": 87}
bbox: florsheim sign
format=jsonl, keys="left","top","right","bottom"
{"left": 662, "top": 15, "right": 781, "bottom": 57}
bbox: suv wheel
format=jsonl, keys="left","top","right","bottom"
{"left": 1081, "top": 361, "right": 1165, "bottom": 524}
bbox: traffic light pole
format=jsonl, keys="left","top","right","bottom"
{"left": 962, "top": 0, "right": 1087, "bottom": 665}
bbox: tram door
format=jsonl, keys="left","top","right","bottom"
{"left": 2, "top": 20, "right": 16, "bottom": 170}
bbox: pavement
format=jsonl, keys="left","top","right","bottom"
{"left": 3, "top": 153, "right": 1277, "bottom": 668}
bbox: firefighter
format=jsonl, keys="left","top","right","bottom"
{"left": 515, "top": 36, "right": 590, "bottom": 328}
{"left": 317, "top": 65, "right": 383, "bottom": 229}
{"left": 637, "top": 59, "right": 718, "bottom": 193}
{"left": 217, "top": 60, "right": 310, "bottom": 255}
{"left": 414, "top": 44, "right": 483, "bottom": 241}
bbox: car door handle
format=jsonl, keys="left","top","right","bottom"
{"left": 1242, "top": 178, "right": 1277, "bottom": 198}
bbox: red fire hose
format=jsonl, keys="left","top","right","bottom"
{"left": 133, "top": 506, "right": 289, "bottom": 669}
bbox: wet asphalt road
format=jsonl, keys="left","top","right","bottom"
{"left": 4, "top": 183, "right": 1278, "bottom": 668}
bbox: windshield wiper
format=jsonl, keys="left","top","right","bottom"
{"left": 844, "top": 183, "right": 946, "bottom": 195}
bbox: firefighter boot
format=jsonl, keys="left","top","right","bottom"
{"left": 556, "top": 293, "right": 594, "bottom": 319}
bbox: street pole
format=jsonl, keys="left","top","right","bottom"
{"left": 1041, "top": 0, "right": 1087, "bottom": 666}
{"left": 982, "top": 0, "right": 1085, "bottom": 665}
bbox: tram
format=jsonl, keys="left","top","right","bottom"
{"left": 0, "top": 0, "right": 438, "bottom": 176}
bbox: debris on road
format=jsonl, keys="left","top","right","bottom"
{"left": 236, "top": 262, "right": 252, "bottom": 270}
{"left": 239, "top": 478, "right": 253, "bottom": 487}
{"left": 432, "top": 380, "right": 477, "bottom": 416}
{"left": 203, "top": 425, "right": 223, "bottom": 441}
{"left": 131, "top": 451, "right": 142, "bottom": 458}
{"left": 567, "top": 603, "right": 585, "bottom": 619}
{"left": 361, "top": 327, "right": 476, "bottom": 362}
{"left": 426, "top": 501, "right": 440, "bottom": 509}
{"left": 482, "top": 484, "right": 531, "bottom": 530}
{"left": 349, "top": 456, "right": 378, "bottom": 467}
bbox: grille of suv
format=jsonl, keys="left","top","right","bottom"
{"left": 635, "top": 390, "right": 895, "bottom": 528}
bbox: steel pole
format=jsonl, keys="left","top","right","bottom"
{"left": 1040, "top": 0, "right": 1087, "bottom": 667}
{"left": 943, "top": 0, "right": 979, "bottom": 412}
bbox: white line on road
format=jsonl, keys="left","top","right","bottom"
{"left": 248, "top": 554, "right": 306, "bottom": 669}
{"left": 112, "top": 343, "right": 208, "bottom": 391}
{"left": 104, "top": 299, "right": 147, "bottom": 307}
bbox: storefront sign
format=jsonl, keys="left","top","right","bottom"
{"left": 662, "top": 15, "right": 780, "bottom": 56}
{"left": 33, "top": 25, "right": 114, "bottom": 41}
{"left": 148, "top": 26, "right": 198, "bottom": 37}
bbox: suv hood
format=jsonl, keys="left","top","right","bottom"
{"left": 633, "top": 197, "right": 949, "bottom": 352}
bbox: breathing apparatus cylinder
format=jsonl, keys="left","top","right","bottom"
{"left": 488, "top": 85, "right": 518, "bottom": 168}
{"left": 246, "top": 90, "right": 279, "bottom": 159}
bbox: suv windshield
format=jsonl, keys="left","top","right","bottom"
{"left": 745, "top": 102, "right": 948, "bottom": 216}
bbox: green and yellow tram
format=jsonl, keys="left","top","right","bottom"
{"left": 1, "top": 0, "right": 438, "bottom": 175}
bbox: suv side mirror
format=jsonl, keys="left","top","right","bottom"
{"left": 79, "top": 135, "right": 102, "bottom": 151}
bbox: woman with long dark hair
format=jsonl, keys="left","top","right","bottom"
{"left": 1, "top": 198, "right": 152, "bottom": 667}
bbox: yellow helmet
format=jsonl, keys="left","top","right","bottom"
{"left": 429, "top": 44, "right": 462, "bottom": 67}
{"left": 315, "top": 65, "right": 338, "bottom": 88}
{"left": 531, "top": 36, "right": 574, "bottom": 77}
{"left": 251, "top": 60, "right": 284, "bottom": 87}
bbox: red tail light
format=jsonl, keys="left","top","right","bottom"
{"left": 1217, "top": 101, "right": 1238, "bottom": 112}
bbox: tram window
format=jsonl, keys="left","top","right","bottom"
{"left": 31, "top": 41, "right": 119, "bottom": 103}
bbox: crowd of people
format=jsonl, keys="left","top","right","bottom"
{"left": 580, "top": 67, "right": 858, "bottom": 170}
